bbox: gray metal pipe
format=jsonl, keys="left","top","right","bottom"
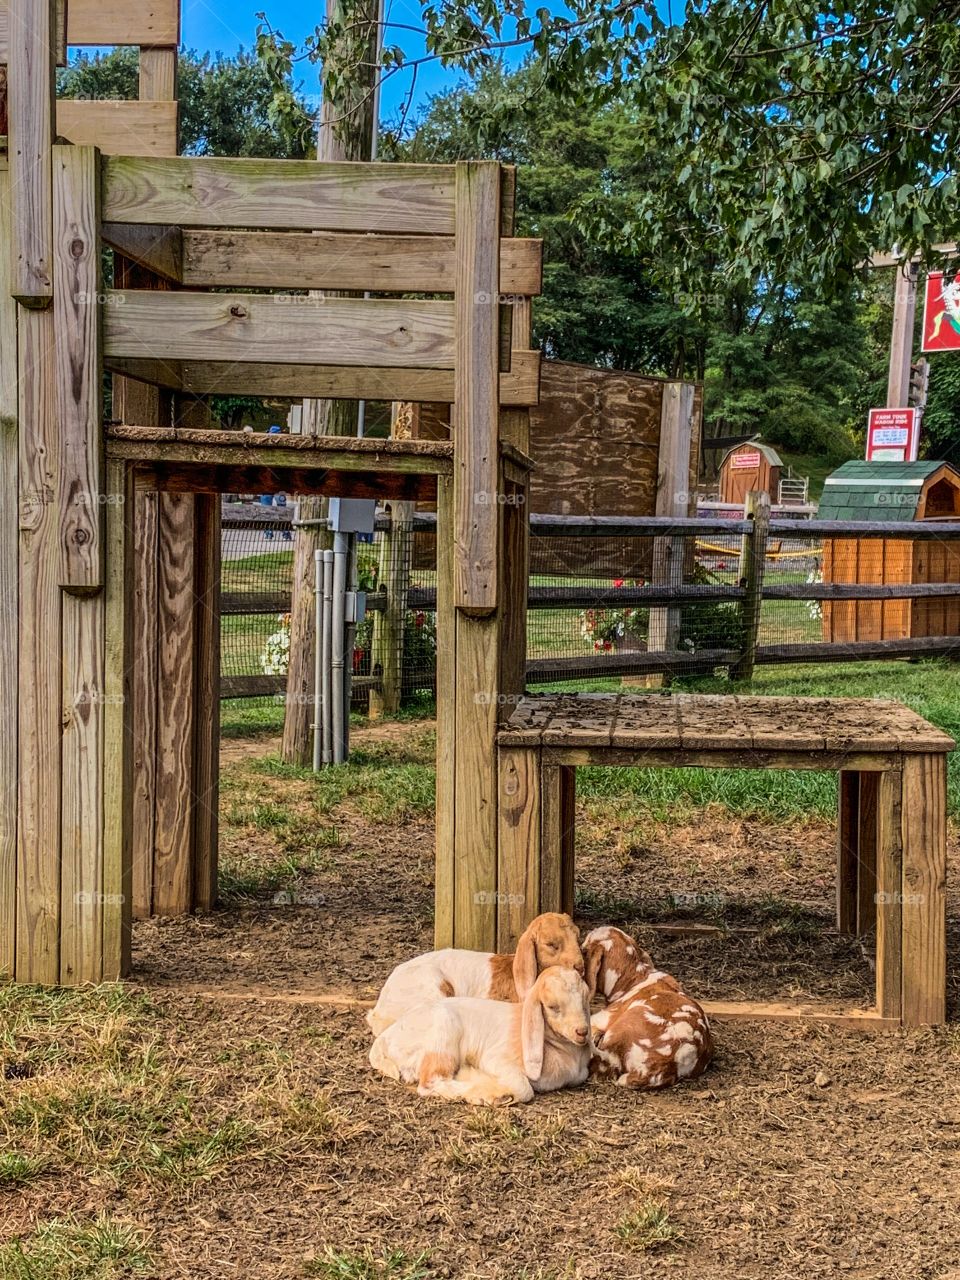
{"left": 342, "top": 535, "right": 358, "bottom": 762}
{"left": 321, "top": 550, "right": 334, "bottom": 766}
{"left": 331, "top": 532, "right": 348, "bottom": 764}
{"left": 312, "top": 549, "right": 324, "bottom": 772}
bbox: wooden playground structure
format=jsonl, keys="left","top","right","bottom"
{"left": 0, "top": 0, "right": 951, "bottom": 1029}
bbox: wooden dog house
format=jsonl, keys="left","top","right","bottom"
{"left": 820, "top": 460, "right": 960, "bottom": 642}
{"left": 719, "top": 440, "right": 782, "bottom": 505}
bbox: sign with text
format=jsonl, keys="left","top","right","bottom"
{"left": 922, "top": 272, "right": 960, "bottom": 353}
{"left": 731, "top": 450, "right": 761, "bottom": 469}
{"left": 866, "top": 407, "right": 919, "bottom": 462}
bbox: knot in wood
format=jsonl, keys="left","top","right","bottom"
{"left": 229, "top": 304, "right": 247, "bottom": 319}
{"left": 70, "top": 237, "right": 85, "bottom": 260}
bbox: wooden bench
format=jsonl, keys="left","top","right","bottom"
{"left": 497, "top": 693, "right": 954, "bottom": 1029}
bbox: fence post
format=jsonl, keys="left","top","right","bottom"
{"left": 732, "top": 490, "right": 770, "bottom": 681}
{"left": 369, "top": 501, "right": 413, "bottom": 719}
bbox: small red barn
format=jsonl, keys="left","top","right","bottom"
{"left": 719, "top": 440, "right": 782, "bottom": 506}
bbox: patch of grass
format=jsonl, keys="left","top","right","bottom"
{"left": 252, "top": 748, "right": 435, "bottom": 823}
{"left": 135, "top": 1117, "right": 256, "bottom": 1186}
{"left": 615, "top": 1199, "right": 683, "bottom": 1252}
{"left": 306, "top": 1247, "right": 433, "bottom": 1279}
{"left": 0, "top": 1215, "right": 152, "bottom": 1280}
{"left": 0, "top": 1150, "right": 47, "bottom": 1186}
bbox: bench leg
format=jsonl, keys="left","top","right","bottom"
{"left": 497, "top": 746, "right": 541, "bottom": 952}
{"left": 540, "top": 763, "right": 577, "bottom": 918}
{"left": 874, "top": 770, "right": 903, "bottom": 1022}
{"left": 837, "top": 770, "right": 880, "bottom": 936}
{"left": 900, "top": 754, "right": 947, "bottom": 1027}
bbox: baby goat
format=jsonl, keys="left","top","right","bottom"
{"left": 366, "top": 912, "right": 582, "bottom": 1036}
{"left": 370, "top": 965, "right": 591, "bottom": 1106}
{"left": 583, "top": 926, "right": 713, "bottom": 1090}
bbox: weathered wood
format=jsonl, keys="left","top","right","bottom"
{"left": 102, "top": 223, "right": 182, "bottom": 283}
{"left": 66, "top": 0, "right": 180, "bottom": 45}
{"left": 732, "top": 490, "right": 771, "bottom": 681}
{"left": 648, "top": 381, "right": 696, "bottom": 677}
{"left": 16, "top": 307, "right": 61, "bottom": 982}
{"left": 104, "top": 352, "right": 543, "bottom": 407}
{"left": 527, "top": 650, "right": 738, "bottom": 683}
{"left": 702, "top": 1001, "right": 898, "bottom": 1032}
{"left": 180, "top": 228, "right": 543, "bottom": 295}
{"left": 899, "top": 753, "right": 947, "bottom": 1026}
{"left": 369, "top": 500, "right": 413, "bottom": 719}
{"left": 104, "top": 291, "right": 456, "bottom": 370}
{"left": 887, "top": 261, "right": 918, "bottom": 408}
{"left": 8, "top": 0, "right": 56, "bottom": 301}
{"left": 131, "top": 490, "right": 158, "bottom": 919}
{"left": 773, "top": 518, "right": 960, "bottom": 540}
{"left": 152, "top": 494, "right": 195, "bottom": 915}
{"left": 836, "top": 771, "right": 859, "bottom": 934}
{"left": 856, "top": 770, "right": 879, "bottom": 936}
{"left": 221, "top": 591, "right": 291, "bottom": 616}
{"left": 122, "top": 462, "right": 440, "bottom": 504}
{"left": 102, "top": 155, "right": 458, "bottom": 233}
{"left": 530, "top": 513, "right": 752, "bottom": 536}
{"left": 56, "top": 101, "right": 179, "bottom": 158}
{"left": 138, "top": 47, "right": 177, "bottom": 101}
{"left": 53, "top": 145, "right": 103, "bottom": 589}
{"left": 497, "top": 747, "right": 541, "bottom": 951}
{"left": 542, "top": 746, "right": 898, "bottom": 772}
{"left": 102, "top": 459, "right": 134, "bottom": 979}
{"left": 59, "top": 592, "right": 104, "bottom": 984}
{"left": 498, "top": 472, "right": 529, "bottom": 709}
{"left": 0, "top": 159, "right": 18, "bottom": 978}
{"left": 767, "top": 580, "right": 960, "bottom": 600}
{"left": 875, "top": 768, "right": 903, "bottom": 1021}
{"left": 755, "top": 636, "right": 960, "bottom": 664}
{"left": 433, "top": 474, "right": 456, "bottom": 948}
{"left": 453, "top": 161, "right": 501, "bottom": 614}
{"left": 191, "top": 493, "right": 220, "bottom": 913}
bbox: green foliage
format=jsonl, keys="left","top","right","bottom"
{"left": 923, "top": 356, "right": 960, "bottom": 461}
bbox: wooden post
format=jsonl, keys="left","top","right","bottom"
{"left": 497, "top": 746, "right": 541, "bottom": 951}
{"left": 540, "top": 763, "right": 576, "bottom": 917}
{"left": 731, "top": 490, "right": 770, "bottom": 682}
{"left": 836, "top": 770, "right": 859, "bottom": 935}
{"left": 191, "top": 492, "right": 221, "bottom": 912}
{"left": 433, "top": 473, "right": 456, "bottom": 948}
{"left": 0, "top": 159, "right": 18, "bottom": 979}
{"left": 899, "top": 753, "right": 947, "bottom": 1026}
{"left": 369, "top": 500, "right": 413, "bottom": 719}
{"left": 875, "top": 767, "right": 903, "bottom": 1021}
{"left": 887, "top": 262, "right": 918, "bottom": 408}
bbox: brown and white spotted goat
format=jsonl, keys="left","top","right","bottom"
{"left": 583, "top": 926, "right": 713, "bottom": 1089}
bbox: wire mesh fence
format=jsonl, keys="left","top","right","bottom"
{"left": 220, "top": 503, "right": 960, "bottom": 714}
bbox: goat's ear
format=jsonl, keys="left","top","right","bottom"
{"left": 521, "top": 988, "right": 545, "bottom": 1080}
{"left": 584, "top": 941, "right": 604, "bottom": 999}
{"left": 512, "top": 922, "right": 538, "bottom": 998}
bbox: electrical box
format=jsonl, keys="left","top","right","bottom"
{"left": 328, "top": 498, "right": 376, "bottom": 535}
{"left": 345, "top": 592, "right": 367, "bottom": 625}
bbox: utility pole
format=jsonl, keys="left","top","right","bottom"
{"left": 886, "top": 259, "right": 919, "bottom": 408}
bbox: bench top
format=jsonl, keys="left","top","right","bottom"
{"left": 498, "top": 693, "right": 955, "bottom": 754}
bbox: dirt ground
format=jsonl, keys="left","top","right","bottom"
{"left": 6, "top": 722, "right": 960, "bottom": 1280}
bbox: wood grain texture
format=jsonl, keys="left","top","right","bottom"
{"left": 453, "top": 161, "right": 501, "bottom": 613}
{"left": 900, "top": 753, "right": 948, "bottom": 1026}
{"left": 119, "top": 462, "right": 439, "bottom": 503}
{"left": 53, "top": 145, "right": 103, "bottom": 588}
{"left": 102, "top": 156, "right": 457, "bottom": 233}
{"left": 102, "top": 223, "right": 182, "bottom": 283}
{"left": 152, "top": 494, "right": 195, "bottom": 915}
{"left": 0, "top": 6, "right": 7, "bottom": 61}
{"left": 180, "top": 228, "right": 542, "bottom": 295}
{"left": 433, "top": 474, "right": 456, "bottom": 948}
{"left": 497, "top": 747, "right": 540, "bottom": 951}
{"left": 190, "top": 493, "right": 220, "bottom": 913}
{"left": 101, "top": 458, "right": 134, "bottom": 977}
{"left": 59, "top": 592, "right": 104, "bottom": 984}
{"left": 8, "top": 0, "right": 56, "bottom": 301}
{"left": 104, "top": 290, "right": 456, "bottom": 370}
{"left": 836, "top": 771, "right": 859, "bottom": 934}
{"left": 67, "top": 0, "right": 180, "bottom": 45}
{"left": 856, "top": 770, "right": 879, "bottom": 936}
{"left": 131, "top": 490, "right": 158, "bottom": 918}
{"left": 16, "top": 307, "right": 61, "bottom": 982}
{"left": 57, "top": 101, "right": 178, "bottom": 158}
{"left": 0, "top": 159, "right": 18, "bottom": 978}
{"left": 875, "top": 767, "right": 903, "bottom": 1021}
{"left": 138, "top": 47, "right": 177, "bottom": 100}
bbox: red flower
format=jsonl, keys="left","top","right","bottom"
{"left": 613, "top": 578, "right": 625, "bottom": 588}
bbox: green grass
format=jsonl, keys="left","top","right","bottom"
{"left": 615, "top": 1199, "right": 683, "bottom": 1252}
{"left": 0, "top": 1216, "right": 152, "bottom": 1280}
{"left": 306, "top": 1249, "right": 433, "bottom": 1279}
{"left": 0, "top": 1151, "right": 47, "bottom": 1187}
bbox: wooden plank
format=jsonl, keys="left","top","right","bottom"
{"left": 16, "top": 307, "right": 61, "bottom": 982}
{"left": 0, "top": 159, "right": 18, "bottom": 978}
{"left": 131, "top": 491, "right": 158, "bottom": 919}
{"left": 857, "top": 770, "right": 879, "bottom": 936}
{"left": 433, "top": 473, "right": 455, "bottom": 948}
{"left": 66, "top": 0, "right": 180, "bottom": 45}
{"left": 541, "top": 747, "right": 895, "bottom": 773}
{"left": 498, "top": 472, "right": 528, "bottom": 709}
{"left": 540, "top": 763, "right": 563, "bottom": 914}
{"left": 753, "top": 636, "right": 960, "bottom": 669}
{"left": 900, "top": 753, "right": 947, "bottom": 1026}
{"left": 59, "top": 592, "right": 104, "bottom": 984}
{"left": 191, "top": 493, "right": 220, "bottom": 913}
{"left": 8, "top": 0, "right": 56, "bottom": 301}
{"left": 497, "top": 747, "right": 541, "bottom": 951}
{"left": 57, "top": 101, "right": 178, "bottom": 158}
{"left": 648, "top": 381, "right": 695, "bottom": 670}
{"left": 102, "top": 459, "right": 133, "bottom": 978}
{"left": 53, "top": 145, "right": 103, "bottom": 589}
{"left": 104, "top": 351, "right": 542, "bottom": 407}
{"left": 836, "top": 770, "right": 859, "bottom": 934}
{"left": 139, "top": 47, "right": 177, "bottom": 100}
{"left": 152, "top": 494, "right": 195, "bottom": 916}
{"left": 731, "top": 490, "right": 771, "bottom": 681}
{"left": 102, "top": 223, "right": 182, "bottom": 283}
{"left": 181, "top": 228, "right": 542, "bottom": 295}
{"left": 875, "top": 768, "right": 903, "bottom": 1021}
{"left": 702, "top": 1001, "right": 898, "bottom": 1032}
{"left": 125, "top": 461, "right": 440, "bottom": 504}
{"left": 102, "top": 156, "right": 457, "bottom": 234}
{"left": 559, "top": 765, "right": 576, "bottom": 917}
{"left": 104, "top": 290, "right": 456, "bottom": 370}
{"left": 453, "top": 161, "right": 501, "bottom": 613}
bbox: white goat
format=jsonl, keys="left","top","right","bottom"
{"left": 369, "top": 965, "right": 591, "bottom": 1106}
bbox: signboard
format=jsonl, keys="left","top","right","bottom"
{"left": 731, "top": 450, "right": 761, "bottom": 469}
{"left": 866, "top": 407, "right": 919, "bottom": 462}
{"left": 922, "top": 272, "right": 960, "bottom": 353}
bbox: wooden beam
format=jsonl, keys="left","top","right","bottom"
{"left": 434, "top": 473, "right": 456, "bottom": 949}
{"left": 0, "top": 159, "right": 18, "bottom": 979}
{"left": 702, "top": 1001, "right": 899, "bottom": 1032}
{"left": 191, "top": 494, "right": 220, "bottom": 913}
{"left": 103, "top": 350, "right": 542, "bottom": 407}
{"left": 66, "top": 0, "right": 180, "bottom": 46}
{"left": 900, "top": 753, "right": 947, "bottom": 1026}
{"left": 453, "top": 160, "right": 501, "bottom": 613}
{"left": 497, "top": 747, "right": 541, "bottom": 952}
{"left": 57, "top": 101, "right": 178, "bottom": 158}
{"left": 874, "top": 768, "right": 903, "bottom": 1021}
{"left": 103, "top": 290, "right": 456, "bottom": 370}
{"left": 102, "top": 155, "right": 458, "bottom": 234}
{"left": 139, "top": 47, "right": 177, "bottom": 101}
{"left": 131, "top": 491, "right": 158, "bottom": 920}
{"left": 179, "top": 228, "right": 543, "bottom": 294}
{"left": 102, "top": 223, "right": 183, "bottom": 283}
{"left": 836, "top": 770, "right": 859, "bottom": 934}
{"left": 8, "top": 0, "right": 56, "bottom": 302}
{"left": 886, "top": 262, "right": 918, "bottom": 408}
{"left": 127, "top": 461, "right": 439, "bottom": 503}
{"left": 53, "top": 145, "right": 103, "bottom": 589}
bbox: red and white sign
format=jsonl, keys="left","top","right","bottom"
{"left": 922, "top": 272, "right": 960, "bottom": 353}
{"left": 731, "top": 450, "right": 761, "bottom": 469}
{"left": 866, "top": 407, "right": 919, "bottom": 462}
